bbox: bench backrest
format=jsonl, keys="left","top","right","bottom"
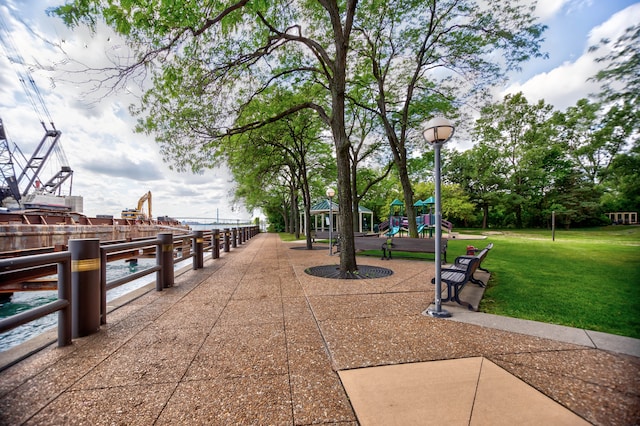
{"left": 382, "top": 237, "right": 447, "bottom": 253}
{"left": 464, "top": 257, "right": 481, "bottom": 279}
{"left": 477, "top": 243, "right": 494, "bottom": 261}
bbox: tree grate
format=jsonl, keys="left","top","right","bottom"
{"left": 304, "top": 264, "right": 393, "bottom": 279}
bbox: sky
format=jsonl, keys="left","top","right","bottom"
{"left": 0, "top": 0, "right": 638, "bottom": 220}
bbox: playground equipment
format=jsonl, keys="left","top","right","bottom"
{"left": 377, "top": 197, "right": 453, "bottom": 237}
{"left": 379, "top": 214, "right": 452, "bottom": 237}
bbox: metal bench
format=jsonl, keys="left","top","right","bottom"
{"left": 312, "top": 231, "right": 371, "bottom": 242}
{"left": 450, "top": 243, "right": 493, "bottom": 287}
{"left": 330, "top": 235, "right": 448, "bottom": 263}
{"left": 432, "top": 257, "right": 481, "bottom": 310}
{"left": 379, "top": 237, "right": 448, "bottom": 263}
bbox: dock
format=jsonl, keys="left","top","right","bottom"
{"left": 0, "top": 233, "right": 638, "bottom": 425}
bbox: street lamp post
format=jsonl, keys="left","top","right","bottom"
{"left": 422, "top": 117, "right": 455, "bottom": 318}
{"left": 326, "top": 188, "right": 335, "bottom": 256}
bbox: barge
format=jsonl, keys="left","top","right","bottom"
{"left": 0, "top": 210, "right": 190, "bottom": 253}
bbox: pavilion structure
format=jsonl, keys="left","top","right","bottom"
{"left": 306, "top": 200, "right": 374, "bottom": 234}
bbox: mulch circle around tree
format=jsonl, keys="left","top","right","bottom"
{"left": 304, "top": 264, "right": 393, "bottom": 279}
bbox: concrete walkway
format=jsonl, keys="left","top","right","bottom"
{"left": 0, "top": 233, "right": 638, "bottom": 425}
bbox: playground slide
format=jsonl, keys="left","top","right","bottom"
{"left": 385, "top": 226, "right": 401, "bottom": 236}
{"left": 417, "top": 224, "right": 426, "bottom": 234}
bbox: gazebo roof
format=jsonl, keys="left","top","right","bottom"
{"left": 310, "top": 200, "right": 340, "bottom": 213}
{"left": 423, "top": 196, "right": 435, "bottom": 204}
{"left": 310, "top": 200, "right": 373, "bottom": 214}
{"left": 390, "top": 198, "right": 404, "bottom": 206}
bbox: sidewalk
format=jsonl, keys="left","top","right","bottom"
{"left": 0, "top": 233, "right": 638, "bottom": 425}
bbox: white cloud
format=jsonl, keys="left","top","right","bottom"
{"left": 587, "top": 3, "right": 640, "bottom": 46}
{"left": 0, "top": 2, "right": 254, "bottom": 221}
{"left": 527, "top": 0, "right": 592, "bottom": 21}
{"left": 502, "top": 55, "right": 601, "bottom": 110}
{"left": 532, "top": 0, "right": 571, "bottom": 20}
{"left": 502, "top": 3, "right": 640, "bottom": 110}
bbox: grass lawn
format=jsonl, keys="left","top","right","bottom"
{"left": 283, "top": 227, "right": 640, "bottom": 339}
{"left": 448, "top": 226, "right": 640, "bottom": 339}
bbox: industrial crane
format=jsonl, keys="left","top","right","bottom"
{"left": 0, "top": 12, "right": 74, "bottom": 211}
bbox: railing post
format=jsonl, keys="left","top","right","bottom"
{"left": 158, "top": 233, "right": 174, "bottom": 289}
{"left": 69, "top": 239, "right": 101, "bottom": 338}
{"left": 193, "top": 230, "right": 204, "bottom": 269}
{"left": 224, "top": 228, "right": 230, "bottom": 253}
{"left": 232, "top": 228, "right": 238, "bottom": 248}
{"left": 57, "top": 257, "right": 72, "bottom": 347}
{"left": 213, "top": 229, "right": 220, "bottom": 259}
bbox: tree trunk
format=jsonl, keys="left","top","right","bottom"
{"left": 281, "top": 206, "right": 289, "bottom": 233}
{"left": 335, "top": 147, "right": 357, "bottom": 273}
{"left": 482, "top": 203, "right": 489, "bottom": 229}
{"left": 398, "top": 170, "right": 418, "bottom": 237}
{"left": 301, "top": 165, "right": 313, "bottom": 250}
{"left": 328, "top": 2, "right": 358, "bottom": 275}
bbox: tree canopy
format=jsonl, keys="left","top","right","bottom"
{"left": 51, "top": 0, "right": 547, "bottom": 274}
{"left": 49, "top": 1, "right": 638, "bottom": 257}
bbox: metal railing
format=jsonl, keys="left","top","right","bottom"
{"left": 0, "top": 226, "right": 260, "bottom": 348}
{"left": 0, "top": 252, "right": 72, "bottom": 347}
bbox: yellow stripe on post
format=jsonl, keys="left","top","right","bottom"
{"left": 163, "top": 244, "right": 173, "bottom": 252}
{"left": 71, "top": 258, "right": 100, "bottom": 273}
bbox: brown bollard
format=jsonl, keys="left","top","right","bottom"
{"left": 240, "top": 227, "right": 245, "bottom": 244}
{"left": 224, "top": 228, "right": 231, "bottom": 252}
{"left": 193, "top": 230, "right": 204, "bottom": 269}
{"left": 213, "top": 229, "right": 220, "bottom": 259}
{"left": 69, "top": 239, "right": 101, "bottom": 338}
{"left": 158, "top": 233, "right": 174, "bottom": 289}
{"left": 232, "top": 228, "right": 237, "bottom": 248}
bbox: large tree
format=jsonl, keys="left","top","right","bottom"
{"left": 446, "top": 143, "right": 504, "bottom": 228}
{"left": 349, "top": 0, "right": 546, "bottom": 236}
{"left": 53, "top": 0, "right": 363, "bottom": 274}
{"left": 590, "top": 23, "right": 640, "bottom": 131}
{"left": 553, "top": 99, "right": 628, "bottom": 186}
{"left": 474, "top": 93, "right": 559, "bottom": 228}
{"left": 227, "top": 98, "right": 333, "bottom": 246}
{"left": 590, "top": 24, "right": 640, "bottom": 215}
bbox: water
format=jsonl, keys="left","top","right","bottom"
{"left": 0, "top": 257, "right": 191, "bottom": 352}
{"left": 188, "top": 223, "right": 251, "bottom": 231}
